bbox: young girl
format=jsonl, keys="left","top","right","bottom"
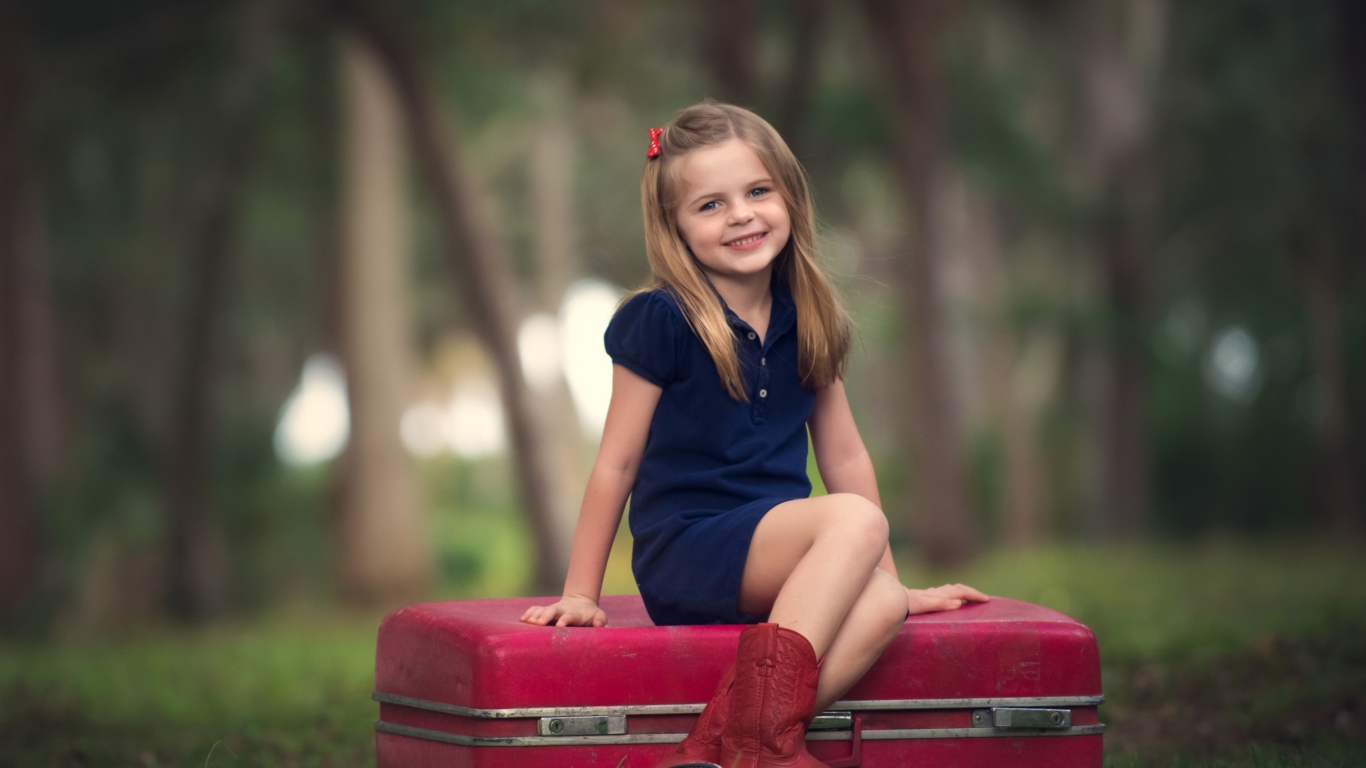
{"left": 520, "top": 101, "right": 988, "bottom": 768}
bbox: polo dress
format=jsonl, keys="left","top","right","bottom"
{"left": 603, "top": 275, "right": 815, "bottom": 626}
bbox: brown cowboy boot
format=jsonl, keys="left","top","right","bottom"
{"left": 652, "top": 661, "right": 737, "bottom": 768}
{"left": 715, "top": 623, "right": 828, "bottom": 768}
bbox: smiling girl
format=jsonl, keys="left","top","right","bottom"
{"left": 520, "top": 101, "right": 987, "bottom": 768}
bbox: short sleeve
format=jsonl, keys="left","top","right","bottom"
{"left": 604, "top": 291, "right": 684, "bottom": 387}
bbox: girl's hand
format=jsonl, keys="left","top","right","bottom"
{"left": 519, "top": 595, "right": 608, "bottom": 628}
{"left": 905, "top": 583, "right": 990, "bottom": 616}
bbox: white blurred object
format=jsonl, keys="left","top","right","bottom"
{"left": 400, "top": 402, "right": 450, "bottom": 458}
{"left": 518, "top": 312, "right": 563, "bottom": 390}
{"left": 1203, "top": 326, "right": 1263, "bottom": 404}
{"left": 559, "top": 278, "right": 624, "bottom": 438}
{"left": 447, "top": 379, "right": 507, "bottom": 458}
{"left": 275, "top": 354, "right": 350, "bottom": 465}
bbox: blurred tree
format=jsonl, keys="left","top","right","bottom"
{"left": 1301, "top": 240, "right": 1360, "bottom": 537}
{"left": 699, "top": 0, "right": 757, "bottom": 105}
{"left": 333, "top": 32, "right": 433, "bottom": 603}
{"left": 858, "top": 0, "right": 977, "bottom": 567}
{"left": 528, "top": 69, "right": 593, "bottom": 560}
{"left": 773, "top": 0, "right": 827, "bottom": 158}
{"left": 1319, "top": 0, "right": 1366, "bottom": 537}
{"left": 1073, "top": 0, "right": 1166, "bottom": 540}
{"left": 336, "top": 0, "right": 570, "bottom": 596}
{"left": 0, "top": 0, "right": 54, "bottom": 623}
{"left": 1344, "top": 0, "right": 1366, "bottom": 250}
{"left": 165, "top": 0, "right": 283, "bottom": 620}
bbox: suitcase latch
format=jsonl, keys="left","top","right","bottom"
{"left": 972, "top": 707, "right": 1071, "bottom": 729}
{"left": 537, "top": 715, "right": 627, "bottom": 736}
{"left": 809, "top": 711, "right": 853, "bottom": 731}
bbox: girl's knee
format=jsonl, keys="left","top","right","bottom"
{"left": 825, "top": 493, "right": 889, "bottom": 554}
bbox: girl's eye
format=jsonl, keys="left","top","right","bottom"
{"left": 699, "top": 188, "right": 768, "bottom": 212}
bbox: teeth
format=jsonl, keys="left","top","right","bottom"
{"left": 728, "top": 233, "right": 763, "bottom": 246}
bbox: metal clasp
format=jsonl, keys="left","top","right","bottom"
{"left": 537, "top": 714, "right": 626, "bottom": 736}
{"left": 972, "top": 707, "right": 1071, "bottom": 729}
{"left": 809, "top": 711, "right": 853, "bottom": 731}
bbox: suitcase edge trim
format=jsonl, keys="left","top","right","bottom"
{"left": 372, "top": 690, "right": 1105, "bottom": 717}
{"left": 373, "top": 718, "right": 1107, "bottom": 747}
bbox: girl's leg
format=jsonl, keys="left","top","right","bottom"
{"left": 737, "top": 492, "right": 894, "bottom": 659}
{"left": 712, "top": 494, "right": 897, "bottom": 768}
{"left": 810, "top": 567, "right": 906, "bottom": 713}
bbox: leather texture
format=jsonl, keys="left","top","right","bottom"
{"left": 652, "top": 661, "right": 737, "bottom": 767}
{"left": 716, "top": 623, "right": 829, "bottom": 768}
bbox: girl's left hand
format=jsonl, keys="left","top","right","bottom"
{"left": 905, "top": 583, "right": 990, "bottom": 615}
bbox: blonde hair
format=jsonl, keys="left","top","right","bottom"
{"left": 632, "top": 100, "right": 851, "bottom": 401}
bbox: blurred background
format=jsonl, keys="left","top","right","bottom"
{"left": 1, "top": 0, "right": 1363, "bottom": 766}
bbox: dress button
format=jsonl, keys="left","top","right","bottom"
{"left": 747, "top": 332, "right": 757, "bottom": 340}
{"left": 761, "top": 357, "right": 766, "bottom": 366}
{"left": 759, "top": 389, "right": 768, "bottom": 398}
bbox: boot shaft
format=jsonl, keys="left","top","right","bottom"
{"left": 723, "top": 623, "right": 821, "bottom": 756}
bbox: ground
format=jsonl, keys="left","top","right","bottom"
{"left": 1, "top": 539, "right": 1362, "bottom": 767}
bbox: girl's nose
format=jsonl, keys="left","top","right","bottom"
{"left": 728, "top": 201, "right": 755, "bottom": 225}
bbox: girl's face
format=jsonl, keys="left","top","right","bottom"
{"left": 673, "top": 137, "right": 791, "bottom": 285}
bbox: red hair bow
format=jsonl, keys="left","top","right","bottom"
{"left": 646, "top": 126, "right": 663, "bottom": 159}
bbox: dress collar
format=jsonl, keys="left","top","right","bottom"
{"left": 719, "top": 271, "right": 796, "bottom": 346}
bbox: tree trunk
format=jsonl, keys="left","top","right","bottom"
{"left": 164, "top": 0, "right": 282, "bottom": 620}
{"left": 949, "top": 178, "right": 1052, "bottom": 546}
{"left": 0, "top": 0, "right": 48, "bottom": 623}
{"left": 529, "top": 71, "right": 591, "bottom": 560}
{"left": 774, "top": 0, "right": 826, "bottom": 159}
{"left": 1303, "top": 243, "right": 1360, "bottom": 537}
{"left": 1337, "top": 0, "right": 1366, "bottom": 533}
{"left": 333, "top": 34, "right": 433, "bottom": 603}
{"left": 858, "top": 0, "right": 976, "bottom": 568}
{"left": 1074, "top": 0, "right": 1166, "bottom": 540}
{"left": 336, "top": 0, "right": 569, "bottom": 596}
{"left": 700, "top": 0, "right": 758, "bottom": 105}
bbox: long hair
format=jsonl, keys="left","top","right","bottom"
{"left": 632, "top": 100, "right": 851, "bottom": 401}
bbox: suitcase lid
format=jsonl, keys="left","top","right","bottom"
{"left": 374, "top": 595, "right": 1100, "bottom": 712}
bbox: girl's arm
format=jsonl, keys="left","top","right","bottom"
{"left": 520, "top": 364, "right": 662, "bottom": 627}
{"left": 807, "top": 377, "right": 899, "bottom": 580}
{"left": 808, "top": 377, "right": 989, "bottom": 613}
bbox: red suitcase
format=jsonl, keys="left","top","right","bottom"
{"left": 373, "top": 594, "right": 1104, "bottom": 767}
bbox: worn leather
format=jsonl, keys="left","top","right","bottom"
{"left": 652, "top": 662, "right": 737, "bottom": 768}
{"left": 716, "top": 623, "right": 829, "bottom": 768}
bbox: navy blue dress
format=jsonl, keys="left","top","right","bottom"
{"left": 603, "top": 275, "right": 815, "bottom": 626}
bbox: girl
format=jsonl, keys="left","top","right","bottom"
{"left": 520, "top": 101, "right": 988, "bottom": 768}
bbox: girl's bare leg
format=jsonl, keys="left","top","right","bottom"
{"left": 809, "top": 567, "right": 906, "bottom": 713}
{"left": 737, "top": 492, "right": 900, "bottom": 664}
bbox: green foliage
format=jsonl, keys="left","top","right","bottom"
{"left": 907, "top": 539, "right": 1366, "bottom": 662}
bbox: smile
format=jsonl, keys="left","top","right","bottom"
{"left": 724, "top": 232, "right": 767, "bottom": 249}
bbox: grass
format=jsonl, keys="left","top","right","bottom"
{"left": 0, "top": 610, "right": 379, "bottom": 767}
{"left": 0, "top": 539, "right": 1362, "bottom": 766}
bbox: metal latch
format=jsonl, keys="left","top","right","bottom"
{"left": 809, "top": 711, "right": 853, "bottom": 731}
{"left": 972, "top": 707, "right": 1071, "bottom": 729}
{"left": 538, "top": 715, "right": 626, "bottom": 736}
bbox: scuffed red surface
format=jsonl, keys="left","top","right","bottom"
{"left": 375, "top": 595, "right": 1101, "bottom": 709}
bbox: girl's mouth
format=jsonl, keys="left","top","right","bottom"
{"left": 724, "top": 232, "right": 767, "bottom": 250}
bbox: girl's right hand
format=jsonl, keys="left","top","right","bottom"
{"left": 519, "top": 595, "right": 608, "bottom": 627}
